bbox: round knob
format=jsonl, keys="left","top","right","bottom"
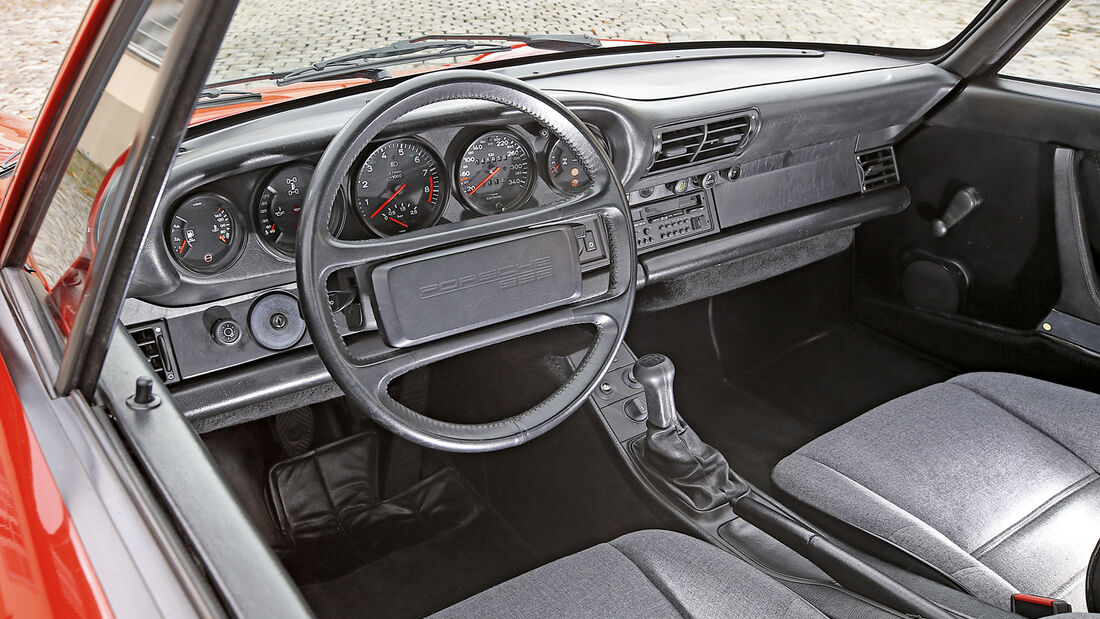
{"left": 624, "top": 397, "right": 647, "bottom": 422}
{"left": 212, "top": 319, "right": 241, "bottom": 345}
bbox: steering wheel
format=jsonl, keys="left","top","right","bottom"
{"left": 297, "top": 70, "right": 635, "bottom": 452}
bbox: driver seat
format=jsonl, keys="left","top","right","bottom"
{"left": 430, "top": 529, "right": 826, "bottom": 618}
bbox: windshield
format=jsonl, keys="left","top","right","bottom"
{"left": 206, "top": 0, "right": 992, "bottom": 85}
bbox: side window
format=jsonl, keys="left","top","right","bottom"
{"left": 28, "top": 0, "right": 183, "bottom": 290}
{"left": 999, "top": 1, "right": 1100, "bottom": 90}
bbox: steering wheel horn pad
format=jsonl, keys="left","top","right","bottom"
{"left": 296, "top": 70, "right": 635, "bottom": 452}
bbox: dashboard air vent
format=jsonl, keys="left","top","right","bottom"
{"left": 128, "top": 320, "right": 179, "bottom": 384}
{"left": 649, "top": 112, "right": 756, "bottom": 174}
{"left": 856, "top": 146, "right": 900, "bottom": 192}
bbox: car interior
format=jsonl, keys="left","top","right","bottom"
{"left": 22, "top": 0, "right": 1100, "bottom": 616}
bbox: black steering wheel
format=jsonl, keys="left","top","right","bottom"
{"left": 296, "top": 70, "right": 635, "bottom": 452}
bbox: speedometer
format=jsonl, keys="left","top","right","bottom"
{"left": 456, "top": 130, "right": 533, "bottom": 214}
{"left": 354, "top": 139, "right": 446, "bottom": 237}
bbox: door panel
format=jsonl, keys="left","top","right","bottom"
{"left": 855, "top": 75, "right": 1100, "bottom": 361}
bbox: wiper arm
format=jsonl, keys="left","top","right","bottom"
{"left": 0, "top": 148, "right": 22, "bottom": 179}
{"left": 195, "top": 87, "right": 263, "bottom": 109}
{"left": 274, "top": 34, "right": 602, "bottom": 87}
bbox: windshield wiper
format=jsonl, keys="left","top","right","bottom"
{"left": 0, "top": 148, "right": 21, "bottom": 179}
{"left": 195, "top": 87, "right": 263, "bottom": 109}
{"left": 271, "top": 34, "right": 602, "bottom": 87}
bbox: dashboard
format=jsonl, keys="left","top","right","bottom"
{"left": 118, "top": 47, "right": 960, "bottom": 428}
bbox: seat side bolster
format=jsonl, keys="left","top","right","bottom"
{"left": 773, "top": 452, "right": 1018, "bottom": 609}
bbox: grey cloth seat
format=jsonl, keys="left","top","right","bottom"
{"left": 772, "top": 372, "right": 1100, "bottom": 611}
{"left": 431, "top": 529, "right": 826, "bottom": 618}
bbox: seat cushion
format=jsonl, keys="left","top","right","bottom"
{"left": 773, "top": 372, "right": 1100, "bottom": 610}
{"left": 431, "top": 529, "right": 826, "bottom": 618}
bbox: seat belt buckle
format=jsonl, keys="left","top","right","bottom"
{"left": 1011, "top": 593, "right": 1071, "bottom": 617}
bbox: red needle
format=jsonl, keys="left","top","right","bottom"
{"left": 219, "top": 235, "right": 228, "bottom": 244}
{"left": 391, "top": 218, "right": 409, "bottom": 229}
{"left": 467, "top": 167, "right": 501, "bottom": 196}
{"left": 178, "top": 240, "right": 187, "bottom": 255}
{"left": 551, "top": 164, "right": 561, "bottom": 174}
{"left": 428, "top": 176, "right": 434, "bottom": 203}
{"left": 371, "top": 183, "right": 407, "bottom": 218}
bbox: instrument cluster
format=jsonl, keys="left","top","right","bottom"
{"left": 163, "top": 124, "right": 609, "bottom": 275}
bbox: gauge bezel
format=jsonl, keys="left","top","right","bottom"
{"left": 165, "top": 191, "right": 246, "bottom": 276}
{"left": 253, "top": 162, "right": 348, "bottom": 259}
{"left": 454, "top": 128, "right": 536, "bottom": 215}
{"left": 544, "top": 137, "right": 592, "bottom": 195}
{"left": 353, "top": 137, "right": 449, "bottom": 237}
{"left": 543, "top": 124, "right": 611, "bottom": 193}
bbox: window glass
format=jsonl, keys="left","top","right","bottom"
{"left": 1000, "top": 1, "right": 1100, "bottom": 89}
{"left": 29, "top": 1, "right": 178, "bottom": 288}
{"left": 210, "top": 0, "right": 993, "bottom": 85}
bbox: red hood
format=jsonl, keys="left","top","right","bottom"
{"left": 190, "top": 39, "right": 651, "bottom": 125}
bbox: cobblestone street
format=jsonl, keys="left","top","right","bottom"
{"left": 3, "top": 0, "right": 1099, "bottom": 121}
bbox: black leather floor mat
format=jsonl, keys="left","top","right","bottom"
{"left": 268, "top": 434, "right": 540, "bottom": 618}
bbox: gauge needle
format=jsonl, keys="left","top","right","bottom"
{"left": 390, "top": 218, "right": 409, "bottom": 229}
{"left": 371, "top": 183, "right": 407, "bottom": 218}
{"left": 219, "top": 234, "right": 229, "bottom": 244}
{"left": 178, "top": 240, "right": 187, "bottom": 255}
{"left": 467, "top": 167, "right": 501, "bottom": 195}
{"left": 551, "top": 164, "right": 561, "bottom": 174}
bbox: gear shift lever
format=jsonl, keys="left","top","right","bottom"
{"left": 632, "top": 354, "right": 679, "bottom": 429}
{"left": 630, "top": 353, "right": 746, "bottom": 511}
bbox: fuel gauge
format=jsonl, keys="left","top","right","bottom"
{"left": 166, "top": 193, "right": 243, "bottom": 274}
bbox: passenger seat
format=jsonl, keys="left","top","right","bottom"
{"left": 772, "top": 372, "right": 1100, "bottom": 611}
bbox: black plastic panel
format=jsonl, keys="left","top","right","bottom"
{"left": 371, "top": 227, "right": 582, "bottom": 347}
{"left": 713, "top": 138, "right": 862, "bottom": 228}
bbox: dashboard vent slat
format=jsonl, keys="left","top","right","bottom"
{"left": 856, "top": 146, "right": 900, "bottom": 192}
{"left": 127, "top": 320, "right": 179, "bottom": 384}
{"left": 649, "top": 111, "right": 757, "bottom": 175}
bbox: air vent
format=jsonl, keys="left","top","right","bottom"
{"left": 649, "top": 112, "right": 756, "bottom": 174}
{"left": 128, "top": 320, "right": 179, "bottom": 384}
{"left": 856, "top": 146, "right": 900, "bottom": 192}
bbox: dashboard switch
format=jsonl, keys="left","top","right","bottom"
{"left": 212, "top": 319, "right": 242, "bottom": 345}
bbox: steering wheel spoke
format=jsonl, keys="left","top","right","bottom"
{"left": 297, "top": 70, "right": 636, "bottom": 452}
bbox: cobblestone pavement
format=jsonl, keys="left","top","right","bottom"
{"left": 0, "top": 0, "right": 88, "bottom": 119}
{"left": 3, "top": 0, "right": 1099, "bottom": 121}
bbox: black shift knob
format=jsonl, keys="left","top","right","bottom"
{"left": 633, "top": 354, "right": 678, "bottom": 428}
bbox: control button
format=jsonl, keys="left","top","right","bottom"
{"left": 701, "top": 172, "right": 717, "bottom": 189}
{"left": 667, "top": 179, "right": 690, "bottom": 194}
{"left": 623, "top": 367, "right": 641, "bottom": 388}
{"left": 638, "top": 186, "right": 655, "bottom": 199}
{"left": 596, "top": 381, "right": 616, "bottom": 401}
{"left": 212, "top": 319, "right": 241, "bottom": 345}
{"left": 726, "top": 165, "right": 741, "bottom": 181}
{"left": 584, "top": 230, "right": 597, "bottom": 252}
{"left": 624, "top": 397, "right": 647, "bottom": 422}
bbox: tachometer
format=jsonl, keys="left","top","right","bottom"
{"left": 354, "top": 139, "right": 446, "bottom": 236}
{"left": 256, "top": 163, "right": 346, "bottom": 256}
{"left": 456, "top": 130, "right": 533, "bottom": 214}
{"left": 167, "top": 193, "right": 243, "bottom": 274}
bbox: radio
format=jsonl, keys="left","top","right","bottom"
{"left": 631, "top": 191, "right": 717, "bottom": 253}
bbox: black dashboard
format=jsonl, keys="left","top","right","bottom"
{"left": 119, "top": 47, "right": 959, "bottom": 427}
